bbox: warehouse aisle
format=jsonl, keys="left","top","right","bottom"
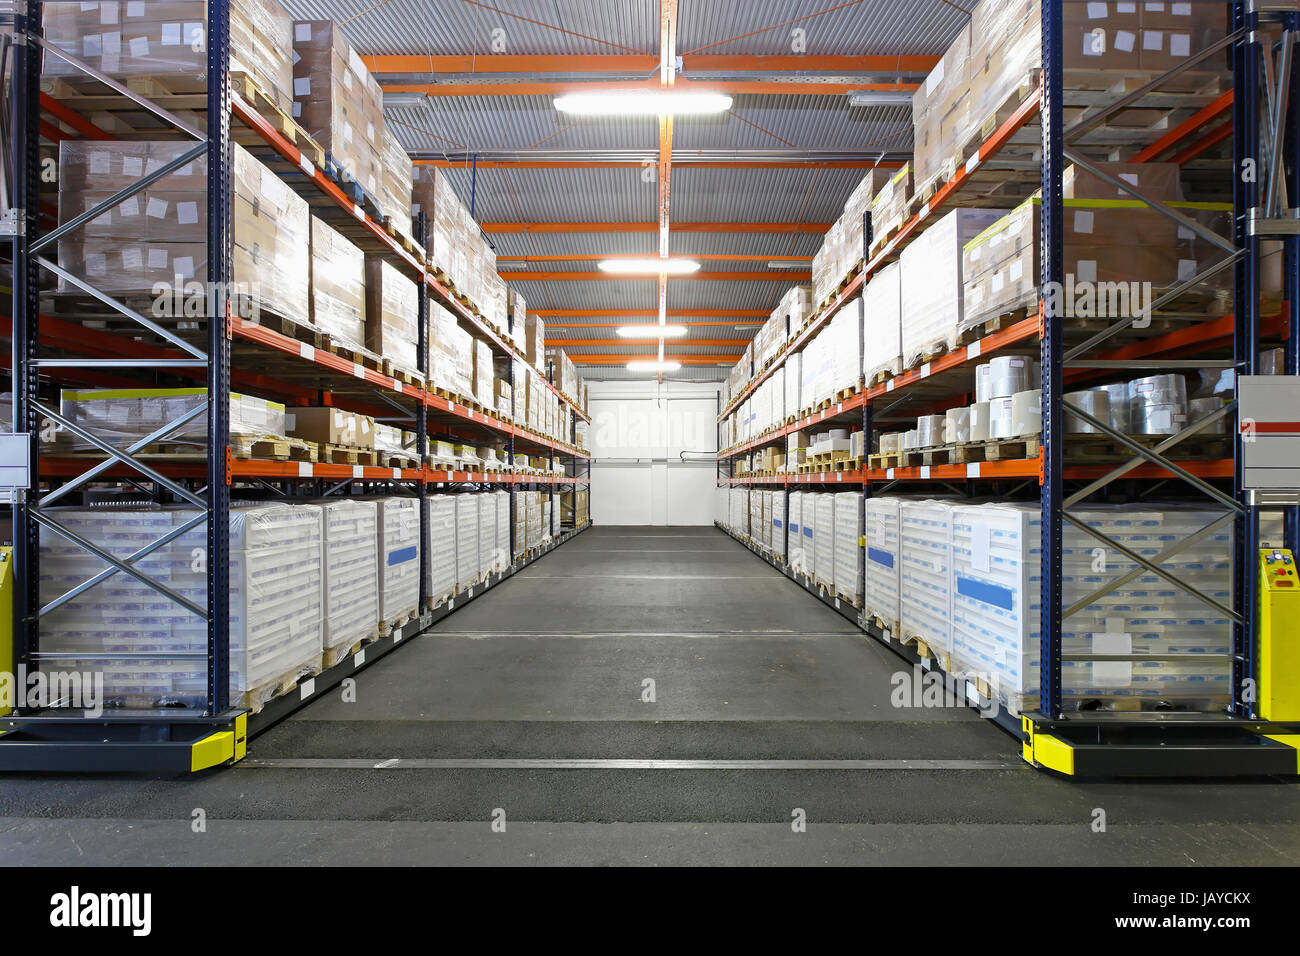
{"left": 2, "top": 527, "right": 1298, "bottom": 866}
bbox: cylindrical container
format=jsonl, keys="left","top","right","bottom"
{"left": 968, "top": 402, "right": 991, "bottom": 442}
{"left": 1010, "top": 389, "right": 1042, "bottom": 437}
{"left": 1064, "top": 388, "right": 1111, "bottom": 434}
{"left": 1188, "top": 396, "right": 1227, "bottom": 435}
{"left": 903, "top": 429, "right": 918, "bottom": 450}
{"left": 1129, "top": 374, "right": 1188, "bottom": 435}
{"left": 945, "top": 405, "right": 971, "bottom": 443}
{"left": 989, "top": 396, "right": 1015, "bottom": 439}
{"left": 916, "top": 414, "right": 945, "bottom": 447}
{"left": 975, "top": 363, "right": 992, "bottom": 403}
{"left": 1102, "top": 383, "right": 1130, "bottom": 433}
{"left": 988, "top": 355, "right": 1031, "bottom": 399}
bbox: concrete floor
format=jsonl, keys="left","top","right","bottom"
{"left": 1, "top": 525, "right": 1296, "bottom": 866}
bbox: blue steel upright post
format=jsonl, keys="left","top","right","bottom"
{"left": 1284, "top": 5, "right": 1300, "bottom": 555}
{"left": 1231, "top": 0, "right": 1260, "bottom": 717}
{"left": 1038, "top": 0, "right": 1064, "bottom": 719}
{"left": 207, "top": 0, "right": 233, "bottom": 715}
{"left": 416, "top": 211, "right": 430, "bottom": 607}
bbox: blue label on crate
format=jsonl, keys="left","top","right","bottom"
{"left": 868, "top": 547, "right": 894, "bottom": 569}
{"left": 955, "top": 575, "right": 1015, "bottom": 611}
{"left": 388, "top": 546, "right": 418, "bottom": 566}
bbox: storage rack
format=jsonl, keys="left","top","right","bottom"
{"left": 717, "top": 0, "right": 1300, "bottom": 776}
{"left": 0, "top": 0, "right": 591, "bottom": 771}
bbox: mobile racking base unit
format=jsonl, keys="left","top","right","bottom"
{"left": 716, "top": 0, "right": 1300, "bottom": 777}
{"left": 0, "top": 0, "right": 591, "bottom": 771}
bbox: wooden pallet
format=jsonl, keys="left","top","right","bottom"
{"left": 958, "top": 436, "right": 1042, "bottom": 463}
{"left": 1063, "top": 432, "right": 1229, "bottom": 463}
{"left": 323, "top": 638, "right": 365, "bottom": 670}
{"left": 319, "top": 443, "right": 380, "bottom": 466}
{"left": 230, "top": 72, "right": 326, "bottom": 167}
{"left": 867, "top": 363, "right": 903, "bottom": 387}
{"left": 959, "top": 299, "right": 1041, "bottom": 342}
{"left": 867, "top": 452, "right": 905, "bottom": 470}
{"left": 239, "top": 657, "right": 323, "bottom": 715}
{"left": 900, "top": 445, "right": 958, "bottom": 468}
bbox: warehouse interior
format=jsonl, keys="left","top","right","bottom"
{"left": 0, "top": 0, "right": 1299, "bottom": 871}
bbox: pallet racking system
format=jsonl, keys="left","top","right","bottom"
{"left": 716, "top": 0, "right": 1300, "bottom": 776}
{"left": 0, "top": 0, "right": 592, "bottom": 771}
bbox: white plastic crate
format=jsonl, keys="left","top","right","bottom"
{"left": 314, "top": 499, "right": 379, "bottom": 652}
{"left": 864, "top": 496, "right": 902, "bottom": 629}
{"left": 424, "top": 494, "right": 457, "bottom": 605}
{"left": 375, "top": 496, "right": 420, "bottom": 629}
{"left": 900, "top": 499, "right": 954, "bottom": 656}
{"left": 455, "top": 493, "right": 479, "bottom": 590}
{"left": 477, "top": 492, "right": 496, "bottom": 579}
{"left": 814, "top": 494, "right": 836, "bottom": 589}
{"left": 771, "top": 489, "right": 787, "bottom": 560}
{"left": 833, "top": 491, "right": 864, "bottom": 605}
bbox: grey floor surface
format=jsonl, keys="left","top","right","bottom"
{"left": 1, "top": 525, "right": 1295, "bottom": 866}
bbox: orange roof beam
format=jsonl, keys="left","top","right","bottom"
{"left": 502, "top": 271, "right": 811, "bottom": 281}
{"left": 482, "top": 221, "right": 829, "bottom": 234}
{"left": 535, "top": 309, "right": 767, "bottom": 318}
{"left": 363, "top": 53, "right": 940, "bottom": 75}
{"left": 499, "top": 254, "right": 811, "bottom": 263}
{"left": 382, "top": 77, "right": 918, "bottom": 97}
{"left": 550, "top": 339, "right": 746, "bottom": 347}
{"left": 571, "top": 355, "right": 741, "bottom": 365}
{"left": 415, "top": 159, "right": 903, "bottom": 169}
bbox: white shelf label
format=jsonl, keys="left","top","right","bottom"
{"left": 834, "top": 597, "right": 841, "bottom": 609}
{"left": 354, "top": 649, "right": 366, "bottom": 667}
{"left": 887, "top": 468, "right": 895, "bottom": 479}
{"left": 965, "top": 153, "right": 981, "bottom": 175}
{"left": 393, "top": 631, "right": 402, "bottom": 643}
{"left": 353, "top": 362, "right": 365, "bottom": 379}
{"left": 448, "top": 599, "right": 454, "bottom": 610}
{"left": 966, "top": 462, "right": 981, "bottom": 478}
{"left": 352, "top": 465, "right": 364, "bottom": 478}
{"left": 883, "top": 629, "right": 892, "bottom": 642}
{"left": 921, "top": 658, "right": 932, "bottom": 671}
{"left": 920, "top": 465, "right": 931, "bottom": 478}
{"left": 392, "top": 380, "right": 402, "bottom": 393}
{"left": 352, "top": 203, "right": 365, "bottom": 220}
{"left": 966, "top": 340, "right": 981, "bottom": 359}
{"left": 918, "top": 202, "right": 931, "bottom": 221}
{"left": 392, "top": 468, "right": 401, "bottom": 479}
{"left": 299, "top": 342, "right": 314, "bottom": 361}
{"left": 298, "top": 155, "right": 316, "bottom": 177}
{"left": 298, "top": 462, "right": 313, "bottom": 477}
{"left": 886, "top": 379, "right": 895, "bottom": 392}
{"left": 299, "top": 678, "right": 316, "bottom": 699}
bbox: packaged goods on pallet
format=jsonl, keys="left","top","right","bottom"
{"left": 900, "top": 208, "right": 1005, "bottom": 368}
{"left": 861, "top": 262, "right": 903, "bottom": 382}
{"left": 374, "top": 497, "right": 420, "bottom": 629}
{"left": 424, "top": 495, "right": 457, "bottom": 605}
{"left": 900, "top": 500, "right": 955, "bottom": 657}
{"left": 863, "top": 496, "right": 902, "bottom": 629}
{"left": 911, "top": 20, "right": 973, "bottom": 192}
{"left": 365, "top": 256, "right": 419, "bottom": 373}
{"left": 287, "top": 406, "right": 374, "bottom": 449}
{"left": 513, "top": 491, "right": 528, "bottom": 557}
{"left": 309, "top": 217, "right": 366, "bottom": 351}
{"left": 57, "top": 142, "right": 310, "bottom": 325}
{"left": 453, "top": 493, "right": 479, "bottom": 591}
{"left": 469, "top": 339, "right": 493, "bottom": 409}
{"left": 313, "top": 499, "right": 380, "bottom": 654}
{"left": 413, "top": 167, "right": 499, "bottom": 316}
{"left": 962, "top": 193, "right": 1231, "bottom": 330}
{"left": 773, "top": 493, "right": 790, "bottom": 556}
{"left": 542, "top": 497, "right": 553, "bottom": 543}
{"left": 787, "top": 493, "right": 804, "bottom": 570}
{"left": 42, "top": 0, "right": 296, "bottom": 113}
{"left": 477, "top": 493, "right": 497, "bottom": 578}
{"left": 867, "top": 165, "right": 914, "bottom": 248}
{"left": 800, "top": 328, "right": 833, "bottom": 410}
{"left": 561, "top": 489, "right": 589, "bottom": 528}
{"left": 372, "top": 423, "right": 411, "bottom": 459}
{"left": 545, "top": 347, "right": 580, "bottom": 403}
{"left": 814, "top": 495, "right": 836, "bottom": 590}
{"left": 378, "top": 128, "right": 413, "bottom": 228}
{"left": 829, "top": 297, "right": 863, "bottom": 394}
{"left": 57, "top": 388, "right": 285, "bottom": 452}
{"left": 525, "top": 315, "right": 546, "bottom": 373}
{"left": 948, "top": 502, "right": 1235, "bottom": 715}
{"left": 812, "top": 170, "right": 894, "bottom": 302}
{"left": 429, "top": 301, "right": 475, "bottom": 398}
{"left": 525, "top": 491, "right": 543, "bottom": 548}
{"left": 833, "top": 492, "right": 864, "bottom": 605}
{"left": 783, "top": 354, "right": 802, "bottom": 422}
{"left": 494, "top": 490, "right": 511, "bottom": 567}
{"left": 40, "top": 504, "right": 322, "bottom": 710}
{"left": 507, "top": 289, "right": 528, "bottom": 350}
{"left": 292, "top": 20, "right": 385, "bottom": 199}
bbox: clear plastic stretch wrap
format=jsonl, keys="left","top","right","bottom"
{"left": 814, "top": 494, "right": 836, "bottom": 590}
{"left": 292, "top": 20, "right": 385, "bottom": 198}
{"left": 477, "top": 493, "right": 497, "bottom": 579}
{"left": 57, "top": 141, "right": 310, "bottom": 325}
{"left": 868, "top": 164, "right": 914, "bottom": 245}
{"left": 373, "top": 423, "right": 415, "bottom": 457}
{"left": 43, "top": 0, "right": 296, "bottom": 112}
{"left": 310, "top": 216, "right": 366, "bottom": 351}
{"left": 829, "top": 297, "right": 863, "bottom": 393}
{"left": 900, "top": 499, "right": 954, "bottom": 657}
{"left": 424, "top": 494, "right": 457, "bottom": 605}
{"left": 40, "top": 503, "right": 323, "bottom": 710}
{"left": 473, "top": 340, "right": 495, "bottom": 409}
{"left": 833, "top": 492, "right": 864, "bottom": 605}
{"left": 900, "top": 208, "right": 1004, "bottom": 367}
{"left": 312, "top": 499, "right": 380, "bottom": 652}
{"left": 429, "top": 301, "right": 475, "bottom": 398}
{"left": 864, "top": 496, "right": 902, "bottom": 630}
{"left": 379, "top": 127, "right": 413, "bottom": 228}
{"left": 948, "top": 501, "right": 1235, "bottom": 716}
{"left": 374, "top": 496, "right": 420, "bottom": 629}
{"left": 365, "top": 256, "right": 419, "bottom": 372}
{"left": 771, "top": 489, "right": 787, "bottom": 561}
{"left": 861, "top": 262, "right": 903, "bottom": 381}
{"left": 494, "top": 489, "right": 511, "bottom": 572}
{"left": 455, "top": 493, "right": 480, "bottom": 590}
{"left": 58, "top": 388, "right": 285, "bottom": 452}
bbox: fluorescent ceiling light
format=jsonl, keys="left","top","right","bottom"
{"left": 555, "top": 91, "right": 733, "bottom": 116}
{"left": 598, "top": 258, "right": 700, "bottom": 275}
{"left": 846, "top": 91, "right": 913, "bottom": 108}
{"left": 766, "top": 260, "right": 807, "bottom": 270}
{"left": 626, "top": 360, "right": 682, "bottom": 372}
{"left": 615, "top": 324, "right": 688, "bottom": 338}
{"left": 383, "top": 92, "right": 429, "bottom": 108}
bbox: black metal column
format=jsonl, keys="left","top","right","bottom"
{"left": 1284, "top": 7, "right": 1300, "bottom": 554}
{"left": 415, "top": 211, "right": 429, "bottom": 607}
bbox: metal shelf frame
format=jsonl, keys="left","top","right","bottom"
{"left": 0, "top": 0, "right": 592, "bottom": 771}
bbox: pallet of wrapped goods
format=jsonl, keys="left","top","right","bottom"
{"left": 829, "top": 297, "right": 863, "bottom": 399}
{"left": 364, "top": 256, "right": 420, "bottom": 376}
{"left": 813, "top": 170, "right": 894, "bottom": 302}
{"left": 493, "top": 489, "right": 512, "bottom": 570}
{"left": 867, "top": 164, "right": 914, "bottom": 254}
{"left": 313, "top": 499, "right": 381, "bottom": 662}
{"left": 55, "top": 141, "right": 309, "bottom": 329}
{"left": 542, "top": 496, "right": 553, "bottom": 543}
{"left": 525, "top": 314, "right": 546, "bottom": 373}
{"left": 308, "top": 216, "right": 367, "bottom": 353}
{"left": 900, "top": 207, "right": 1005, "bottom": 370}
{"left": 292, "top": 20, "right": 385, "bottom": 204}
{"left": 507, "top": 289, "right": 529, "bottom": 351}
{"left": 814, "top": 494, "right": 836, "bottom": 591}
{"left": 424, "top": 495, "right": 457, "bottom": 606}
{"left": 373, "top": 496, "right": 420, "bottom": 630}
{"left": 454, "top": 493, "right": 479, "bottom": 590}
{"left": 861, "top": 262, "right": 903, "bottom": 384}
{"left": 863, "top": 496, "right": 902, "bottom": 634}
{"left": 477, "top": 492, "right": 496, "bottom": 579}
{"left": 42, "top": 0, "right": 296, "bottom": 113}
{"left": 833, "top": 492, "right": 864, "bottom": 607}
{"left": 40, "top": 503, "right": 323, "bottom": 712}
{"left": 900, "top": 499, "right": 955, "bottom": 663}
{"left": 787, "top": 493, "right": 804, "bottom": 571}
{"left": 56, "top": 388, "right": 286, "bottom": 454}
{"left": 428, "top": 302, "right": 475, "bottom": 401}
{"left": 378, "top": 127, "right": 414, "bottom": 236}
{"left": 513, "top": 490, "right": 528, "bottom": 557}
{"left": 525, "top": 491, "right": 544, "bottom": 549}
{"left": 286, "top": 406, "right": 375, "bottom": 451}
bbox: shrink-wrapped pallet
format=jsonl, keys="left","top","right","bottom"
{"left": 365, "top": 256, "right": 420, "bottom": 372}
{"left": 900, "top": 499, "right": 955, "bottom": 657}
{"left": 378, "top": 127, "right": 413, "bottom": 228}
{"left": 424, "top": 494, "right": 457, "bottom": 605}
{"left": 494, "top": 489, "right": 511, "bottom": 571}
{"left": 478, "top": 492, "right": 497, "bottom": 579}
{"left": 454, "top": 493, "right": 479, "bottom": 590}
{"left": 374, "top": 496, "right": 420, "bottom": 629}
{"left": 429, "top": 301, "right": 475, "bottom": 399}
{"left": 309, "top": 217, "right": 366, "bottom": 351}
{"left": 57, "top": 388, "right": 285, "bottom": 452}
{"left": 313, "top": 499, "right": 380, "bottom": 653}
{"left": 814, "top": 494, "right": 836, "bottom": 590}
{"left": 864, "top": 496, "right": 902, "bottom": 630}
{"left": 833, "top": 492, "right": 864, "bottom": 606}
{"left": 861, "top": 262, "right": 902, "bottom": 382}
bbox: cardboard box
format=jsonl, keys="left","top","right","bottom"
{"left": 525, "top": 314, "right": 546, "bottom": 372}
{"left": 287, "top": 406, "right": 374, "bottom": 448}
{"left": 365, "top": 256, "right": 419, "bottom": 372}
{"left": 310, "top": 216, "right": 365, "bottom": 350}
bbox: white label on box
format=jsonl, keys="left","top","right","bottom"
{"left": 161, "top": 23, "right": 181, "bottom": 45}
{"left": 117, "top": 196, "right": 138, "bottom": 218}
{"left": 176, "top": 201, "right": 198, "bottom": 225}
{"left": 971, "top": 522, "right": 991, "bottom": 573}
{"left": 122, "top": 156, "right": 143, "bottom": 177}
{"left": 1076, "top": 259, "right": 1098, "bottom": 284}
{"left": 147, "top": 248, "right": 168, "bottom": 269}
{"left": 1074, "top": 210, "right": 1095, "bottom": 234}
{"left": 1178, "top": 259, "right": 1197, "bottom": 281}
{"left": 121, "top": 247, "right": 142, "bottom": 270}
{"left": 1118, "top": 1, "right": 1137, "bottom": 11}
{"left": 1115, "top": 29, "right": 1136, "bottom": 52}
{"left": 1009, "top": 260, "right": 1024, "bottom": 283}
{"left": 299, "top": 679, "right": 316, "bottom": 700}
{"left": 126, "top": 1, "right": 145, "bottom": 15}
{"left": 1172, "top": 2, "right": 1191, "bottom": 14}
{"left": 992, "top": 272, "right": 1005, "bottom": 293}
{"left": 1084, "top": 30, "right": 1106, "bottom": 56}
{"left": 966, "top": 462, "right": 981, "bottom": 478}
{"left": 1144, "top": 30, "right": 1163, "bottom": 51}
{"left": 129, "top": 38, "right": 151, "bottom": 60}
{"left": 293, "top": 76, "right": 312, "bottom": 98}
{"left": 1169, "top": 33, "right": 1190, "bottom": 57}
{"left": 1086, "top": 1, "right": 1107, "bottom": 17}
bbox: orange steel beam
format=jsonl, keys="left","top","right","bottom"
{"left": 362, "top": 53, "right": 939, "bottom": 74}
{"left": 551, "top": 339, "right": 745, "bottom": 347}
{"left": 503, "top": 271, "right": 809, "bottom": 281}
{"left": 1168, "top": 121, "right": 1233, "bottom": 166}
{"left": 40, "top": 92, "right": 115, "bottom": 140}
{"left": 1132, "top": 90, "right": 1233, "bottom": 163}
{"left": 499, "top": 253, "right": 811, "bottom": 262}
{"left": 547, "top": 320, "right": 763, "bottom": 327}
{"left": 571, "top": 355, "right": 741, "bottom": 365}
{"left": 415, "top": 159, "right": 904, "bottom": 169}
{"left": 535, "top": 309, "right": 767, "bottom": 317}
{"left": 382, "top": 78, "right": 918, "bottom": 97}
{"left": 482, "top": 221, "right": 830, "bottom": 233}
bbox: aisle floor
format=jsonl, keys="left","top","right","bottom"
{"left": 1, "top": 525, "right": 1297, "bottom": 865}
